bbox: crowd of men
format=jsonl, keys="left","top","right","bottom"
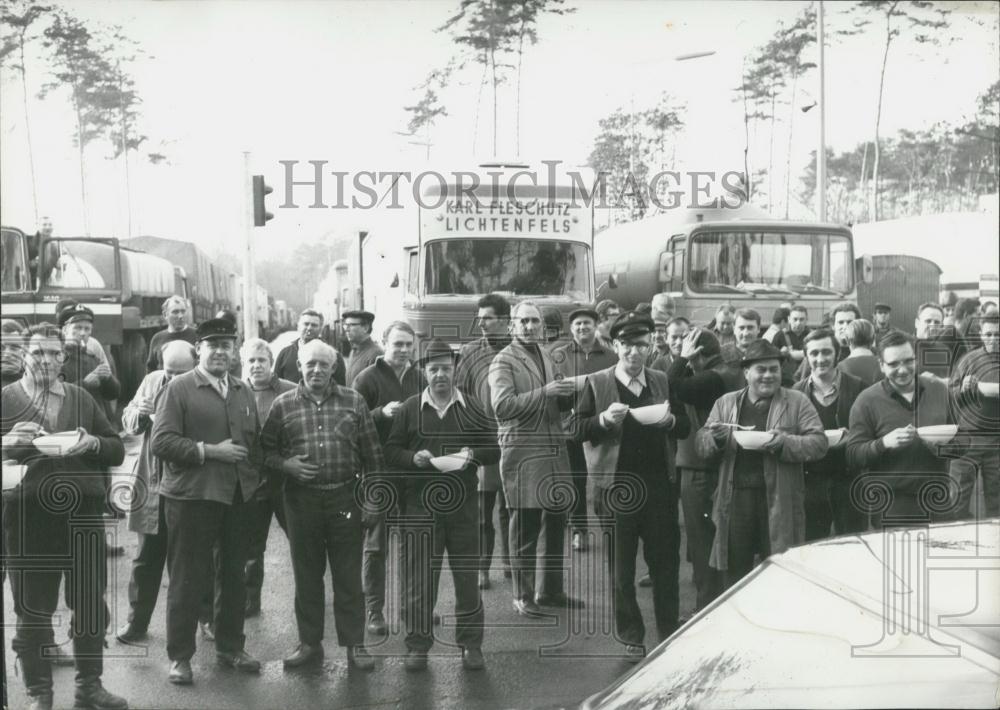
{"left": 2, "top": 290, "right": 998, "bottom": 710}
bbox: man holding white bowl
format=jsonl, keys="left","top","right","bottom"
{"left": 695, "top": 339, "right": 827, "bottom": 590}
{"left": 569, "top": 310, "right": 690, "bottom": 663}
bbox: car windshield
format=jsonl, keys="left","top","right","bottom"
{"left": 688, "top": 230, "right": 852, "bottom": 295}
{"left": 41, "top": 239, "right": 118, "bottom": 290}
{"left": 424, "top": 239, "right": 590, "bottom": 299}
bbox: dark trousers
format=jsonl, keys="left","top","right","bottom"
{"left": 163, "top": 491, "right": 255, "bottom": 661}
{"left": 4, "top": 494, "right": 108, "bottom": 697}
{"left": 284, "top": 484, "right": 364, "bottom": 647}
{"left": 830, "top": 475, "right": 869, "bottom": 535}
{"left": 951, "top": 448, "right": 1000, "bottom": 519}
{"left": 598, "top": 482, "right": 680, "bottom": 646}
{"left": 679, "top": 468, "right": 721, "bottom": 611}
{"left": 479, "top": 489, "right": 510, "bottom": 574}
{"left": 567, "top": 441, "right": 589, "bottom": 530}
{"left": 804, "top": 471, "right": 833, "bottom": 542}
{"left": 245, "top": 487, "right": 287, "bottom": 602}
{"left": 508, "top": 507, "right": 565, "bottom": 602}
{"left": 362, "top": 517, "right": 386, "bottom": 615}
{"left": 725, "top": 486, "right": 770, "bottom": 589}
{"left": 402, "top": 485, "right": 484, "bottom": 652}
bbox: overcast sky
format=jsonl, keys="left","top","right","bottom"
{"left": 1, "top": 0, "right": 996, "bottom": 258}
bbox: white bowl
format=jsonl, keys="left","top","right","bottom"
{"left": 733, "top": 430, "right": 776, "bottom": 450}
{"left": 825, "top": 429, "right": 844, "bottom": 447}
{"left": 2, "top": 461, "right": 28, "bottom": 491}
{"left": 430, "top": 451, "right": 471, "bottom": 472}
{"left": 916, "top": 424, "right": 958, "bottom": 445}
{"left": 33, "top": 430, "right": 82, "bottom": 456}
{"left": 629, "top": 404, "right": 670, "bottom": 425}
{"left": 978, "top": 382, "right": 1000, "bottom": 398}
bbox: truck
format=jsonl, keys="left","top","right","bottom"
{"left": 594, "top": 203, "right": 858, "bottom": 327}
{"left": 1, "top": 227, "right": 175, "bottom": 397}
{"left": 314, "top": 162, "right": 596, "bottom": 345}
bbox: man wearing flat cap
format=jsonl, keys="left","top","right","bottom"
{"left": 550, "top": 307, "right": 616, "bottom": 552}
{"left": 384, "top": 338, "right": 499, "bottom": 671}
{"left": 58, "top": 302, "right": 121, "bottom": 421}
{"left": 343, "top": 310, "right": 384, "bottom": 386}
{"left": 569, "top": 311, "right": 690, "bottom": 662}
{"left": 151, "top": 317, "right": 263, "bottom": 685}
{"left": 695, "top": 339, "right": 827, "bottom": 589}
{"left": 872, "top": 302, "right": 895, "bottom": 342}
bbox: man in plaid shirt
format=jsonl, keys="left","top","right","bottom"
{"left": 260, "top": 339, "right": 384, "bottom": 671}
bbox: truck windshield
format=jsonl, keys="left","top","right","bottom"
{"left": 41, "top": 239, "right": 118, "bottom": 290}
{"left": 2, "top": 228, "right": 29, "bottom": 293}
{"left": 424, "top": 239, "right": 590, "bottom": 299}
{"left": 688, "top": 231, "right": 852, "bottom": 295}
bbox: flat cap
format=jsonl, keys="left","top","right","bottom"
{"left": 739, "top": 339, "right": 786, "bottom": 367}
{"left": 57, "top": 303, "right": 94, "bottom": 327}
{"left": 610, "top": 310, "right": 655, "bottom": 341}
{"left": 196, "top": 317, "right": 238, "bottom": 341}
{"left": 873, "top": 302, "right": 892, "bottom": 313}
{"left": 568, "top": 308, "right": 599, "bottom": 325}
{"left": 342, "top": 310, "right": 375, "bottom": 324}
{"left": 417, "top": 337, "right": 459, "bottom": 367}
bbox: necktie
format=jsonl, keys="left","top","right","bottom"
{"left": 753, "top": 397, "right": 770, "bottom": 428}
{"left": 217, "top": 376, "right": 228, "bottom": 400}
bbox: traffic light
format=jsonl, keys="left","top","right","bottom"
{"left": 252, "top": 175, "right": 274, "bottom": 227}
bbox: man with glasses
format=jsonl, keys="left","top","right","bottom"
{"left": 489, "top": 301, "right": 582, "bottom": 617}
{"left": 846, "top": 330, "right": 957, "bottom": 525}
{"left": 275, "top": 309, "right": 345, "bottom": 386}
{"left": 569, "top": 311, "right": 689, "bottom": 662}
{"left": 458, "top": 294, "right": 514, "bottom": 588}
{"left": 344, "top": 310, "right": 384, "bottom": 386}
{"left": 2, "top": 323, "right": 128, "bottom": 710}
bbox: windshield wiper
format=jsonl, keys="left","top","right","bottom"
{"left": 703, "top": 282, "right": 754, "bottom": 296}
{"left": 746, "top": 286, "right": 801, "bottom": 298}
{"left": 796, "top": 284, "right": 844, "bottom": 298}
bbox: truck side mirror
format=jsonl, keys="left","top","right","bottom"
{"left": 858, "top": 254, "right": 874, "bottom": 285}
{"left": 390, "top": 273, "right": 399, "bottom": 288}
{"left": 608, "top": 273, "right": 618, "bottom": 289}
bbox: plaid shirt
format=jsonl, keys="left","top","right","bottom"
{"left": 260, "top": 381, "right": 384, "bottom": 486}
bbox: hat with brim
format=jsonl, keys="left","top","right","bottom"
{"left": 196, "top": 317, "right": 238, "bottom": 341}
{"left": 739, "top": 339, "right": 786, "bottom": 367}
{"left": 417, "top": 337, "right": 459, "bottom": 368}
{"left": 568, "top": 308, "right": 599, "bottom": 325}
{"left": 342, "top": 310, "right": 375, "bottom": 324}
{"left": 57, "top": 303, "right": 94, "bottom": 327}
{"left": 874, "top": 303, "right": 892, "bottom": 313}
{"left": 610, "top": 311, "right": 655, "bottom": 341}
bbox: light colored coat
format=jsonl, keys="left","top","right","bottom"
{"left": 488, "top": 338, "right": 570, "bottom": 508}
{"left": 695, "top": 387, "right": 827, "bottom": 571}
{"left": 121, "top": 370, "right": 169, "bottom": 534}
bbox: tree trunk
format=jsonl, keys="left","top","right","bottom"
{"left": 741, "top": 61, "right": 753, "bottom": 202}
{"left": 72, "top": 94, "right": 90, "bottom": 236}
{"left": 859, "top": 141, "right": 869, "bottom": 221}
{"left": 473, "top": 53, "right": 487, "bottom": 154}
{"left": 17, "top": 30, "right": 40, "bottom": 227}
{"left": 118, "top": 67, "right": 133, "bottom": 238}
{"left": 872, "top": 4, "right": 896, "bottom": 222}
{"left": 515, "top": 9, "right": 526, "bottom": 157}
{"left": 784, "top": 66, "right": 797, "bottom": 219}
{"left": 767, "top": 86, "right": 776, "bottom": 213}
{"left": 488, "top": 0, "right": 498, "bottom": 157}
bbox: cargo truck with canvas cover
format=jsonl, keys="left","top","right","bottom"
{"left": 595, "top": 203, "right": 857, "bottom": 327}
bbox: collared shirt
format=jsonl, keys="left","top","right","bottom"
{"left": 807, "top": 370, "right": 842, "bottom": 407}
{"left": 421, "top": 387, "right": 466, "bottom": 419}
{"left": 197, "top": 364, "right": 228, "bottom": 398}
{"left": 261, "top": 381, "right": 384, "bottom": 486}
{"left": 19, "top": 376, "right": 65, "bottom": 432}
{"left": 883, "top": 378, "right": 922, "bottom": 410}
{"left": 614, "top": 363, "right": 647, "bottom": 397}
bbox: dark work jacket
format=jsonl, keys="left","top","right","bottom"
{"left": 2, "top": 380, "right": 124, "bottom": 501}
{"left": 61, "top": 340, "right": 120, "bottom": 420}
{"left": 383, "top": 390, "right": 500, "bottom": 501}
{"left": 352, "top": 357, "right": 425, "bottom": 443}
{"left": 792, "top": 371, "right": 865, "bottom": 478}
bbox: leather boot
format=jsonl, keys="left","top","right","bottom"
{"left": 74, "top": 678, "right": 129, "bottom": 710}
{"left": 18, "top": 651, "right": 54, "bottom": 708}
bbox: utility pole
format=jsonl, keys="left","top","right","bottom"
{"left": 817, "top": 1, "right": 828, "bottom": 222}
{"left": 241, "top": 152, "right": 258, "bottom": 340}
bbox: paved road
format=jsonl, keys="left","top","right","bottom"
{"left": 3, "top": 434, "right": 697, "bottom": 709}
